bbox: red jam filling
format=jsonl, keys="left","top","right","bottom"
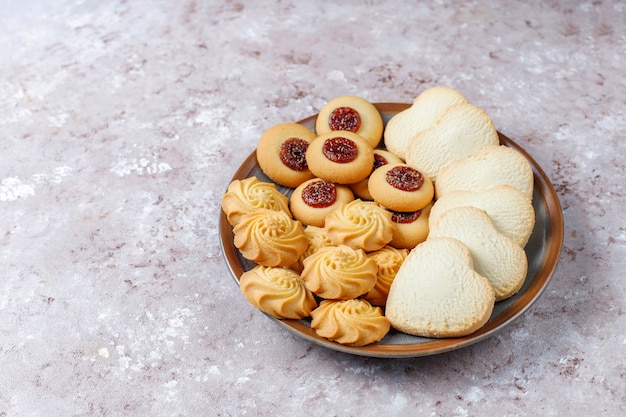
{"left": 372, "top": 153, "right": 388, "bottom": 171}
{"left": 279, "top": 138, "right": 309, "bottom": 171}
{"left": 328, "top": 106, "right": 361, "bottom": 132}
{"left": 322, "top": 137, "right": 358, "bottom": 163}
{"left": 385, "top": 166, "right": 424, "bottom": 191}
{"left": 301, "top": 180, "right": 337, "bottom": 208}
{"left": 391, "top": 210, "right": 422, "bottom": 224}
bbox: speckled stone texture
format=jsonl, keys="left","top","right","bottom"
{"left": 1, "top": 1, "right": 625, "bottom": 416}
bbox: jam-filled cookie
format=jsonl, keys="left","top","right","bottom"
{"left": 306, "top": 131, "right": 374, "bottom": 185}
{"left": 368, "top": 163, "right": 434, "bottom": 212}
{"left": 349, "top": 149, "right": 404, "bottom": 200}
{"left": 256, "top": 123, "right": 317, "bottom": 188}
{"left": 315, "top": 96, "right": 384, "bottom": 148}
{"left": 290, "top": 178, "right": 354, "bottom": 227}
{"left": 388, "top": 202, "right": 432, "bottom": 250}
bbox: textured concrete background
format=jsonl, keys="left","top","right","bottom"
{"left": 1, "top": 1, "right": 624, "bottom": 416}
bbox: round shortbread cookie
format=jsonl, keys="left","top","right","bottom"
{"left": 290, "top": 178, "right": 355, "bottom": 227}
{"left": 315, "top": 96, "right": 383, "bottom": 148}
{"left": 306, "top": 131, "right": 374, "bottom": 185}
{"left": 368, "top": 163, "right": 434, "bottom": 212}
{"left": 349, "top": 149, "right": 404, "bottom": 200}
{"left": 256, "top": 123, "right": 317, "bottom": 188}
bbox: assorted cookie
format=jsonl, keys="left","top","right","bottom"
{"left": 222, "top": 87, "right": 538, "bottom": 346}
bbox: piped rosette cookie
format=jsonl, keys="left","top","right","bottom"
{"left": 256, "top": 123, "right": 317, "bottom": 188}
{"left": 290, "top": 178, "right": 355, "bottom": 227}
{"left": 233, "top": 208, "right": 308, "bottom": 267}
{"left": 289, "top": 225, "right": 333, "bottom": 273}
{"left": 315, "top": 95, "right": 384, "bottom": 148}
{"left": 325, "top": 199, "right": 395, "bottom": 252}
{"left": 239, "top": 265, "right": 318, "bottom": 319}
{"left": 310, "top": 299, "right": 390, "bottom": 346}
{"left": 221, "top": 177, "right": 291, "bottom": 226}
{"left": 363, "top": 245, "right": 409, "bottom": 307}
{"left": 301, "top": 244, "right": 377, "bottom": 300}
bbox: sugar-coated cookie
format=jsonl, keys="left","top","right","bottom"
{"left": 256, "top": 123, "right": 317, "bottom": 188}
{"left": 290, "top": 178, "right": 354, "bottom": 227}
{"left": 349, "top": 149, "right": 404, "bottom": 200}
{"left": 368, "top": 163, "right": 434, "bottom": 212}
{"left": 388, "top": 202, "right": 432, "bottom": 250}
{"left": 315, "top": 96, "right": 384, "bottom": 148}
{"left": 306, "top": 131, "right": 375, "bottom": 184}
{"left": 310, "top": 299, "right": 390, "bottom": 346}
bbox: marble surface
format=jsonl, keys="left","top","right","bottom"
{"left": 1, "top": 0, "right": 625, "bottom": 415}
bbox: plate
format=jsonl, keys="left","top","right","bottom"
{"left": 219, "top": 103, "right": 564, "bottom": 358}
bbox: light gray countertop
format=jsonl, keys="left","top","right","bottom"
{"left": 1, "top": 1, "right": 624, "bottom": 416}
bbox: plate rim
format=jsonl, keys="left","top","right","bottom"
{"left": 218, "top": 102, "right": 564, "bottom": 358}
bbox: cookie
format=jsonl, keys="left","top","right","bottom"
{"left": 310, "top": 299, "right": 390, "bottom": 346}
{"left": 435, "top": 145, "right": 534, "bottom": 199}
{"left": 349, "top": 149, "right": 404, "bottom": 200}
{"left": 429, "top": 206, "right": 528, "bottom": 301}
{"left": 306, "top": 131, "right": 375, "bottom": 184}
{"left": 233, "top": 208, "right": 308, "bottom": 267}
{"left": 384, "top": 86, "right": 467, "bottom": 160}
{"left": 301, "top": 244, "right": 378, "bottom": 300}
{"left": 315, "top": 96, "right": 384, "bottom": 148}
{"left": 221, "top": 177, "right": 291, "bottom": 226}
{"left": 386, "top": 237, "right": 495, "bottom": 338}
{"left": 289, "top": 178, "right": 355, "bottom": 227}
{"left": 325, "top": 199, "right": 395, "bottom": 252}
{"left": 256, "top": 123, "right": 317, "bottom": 188}
{"left": 368, "top": 163, "right": 434, "bottom": 212}
{"left": 239, "top": 265, "right": 318, "bottom": 319}
{"left": 363, "top": 245, "right": 409, "bottom": 307}
{"left": 405, "top": 102, "right": 500, "bottom": 182}
{"left": 388, "top": 202, "right": 432, "bottom": 250}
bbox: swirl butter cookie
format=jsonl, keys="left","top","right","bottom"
{"left": 256, "top": 123, "right": 317, "bottom": 188}
{"left": 325, "top": 199, "right": 395, "bottom": 252}
{"left": 233, "top": 208, "right": 308, "bottom": 267}
{"left": 315, "top": 96, "right": 384, "bottom": 148}
{"left": 221, "top": 177, "right": 291, "bottom": 226}
{"left": 306, "top": 131, "right": 374, "bottom": 184}
{"left": 301, "top": 244, "right": 377, "bottom": 300}
{"left": 310, "top": 299, "right": 390, "bottom": 346}
{"left": 290, "top": 178, "right": 354, "bottom": 227}
{"left": 368, "top": 163, "right": 434, "bottom": 212}
{"left": 239, "top": 265, "right": 318, "bottom": 319}
{"left": 363, "top": 245, "right": 409, "bottom": 306}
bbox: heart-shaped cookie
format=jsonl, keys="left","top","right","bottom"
{"left": 385, "top": 237, "right": 495, "bottom": 338}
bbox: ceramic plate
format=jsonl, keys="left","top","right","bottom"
{"left": 219, "top": 103, "right": 564, "bottom": 358}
